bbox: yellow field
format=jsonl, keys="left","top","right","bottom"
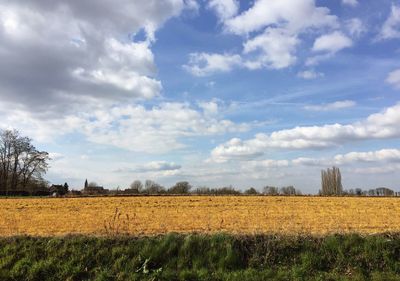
{"left": 0, "top": 196, "right": 400, "bottom": 236}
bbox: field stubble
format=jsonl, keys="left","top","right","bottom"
{"left": 0, "top": 196, "right": 399, "bottom": 236}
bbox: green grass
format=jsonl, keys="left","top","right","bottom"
{"left": 1, "top": 233, "right": 400, "bottom": 280}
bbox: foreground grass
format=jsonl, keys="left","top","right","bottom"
{"left": 1, "top": 233, "right": 400, "bottom": 281}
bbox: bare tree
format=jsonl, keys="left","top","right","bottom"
{"left": 280, "top": 186, "right": 297, "bottom": 195}
{"left": 193, "top": 186, "right": 211, "bottom": 194}
{"left": 321, "top": 166, "right": 343, "bottom": 195}
{"left": 0, "top": 130, "right": 15, "bottom": 193}
{"left": 168, "top": 181, "right": 191, "bottom": 194}
{"left": 244, "top": 187, "right": 259, "bottom": 195}
{"left": 130, "top": 180, "right": 143, "bottom": 193}
{"left": 263, "top": 186, "right": 279, "bottom": 195}
{"left": 19, "top": 150, "right": 49, "bottom": 190}
{"left": 0, "top": 129, "right": 49, "bottom": 195}
{"left": 143, "top": 180, "right": 165, "bottom": 194}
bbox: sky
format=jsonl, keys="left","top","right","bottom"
{"left": 1, "top": 0, "right": 400, "bottom": 193}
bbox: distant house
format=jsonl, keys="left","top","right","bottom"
{"left": 49, "top": 183, "right": 68, "bottom": 196}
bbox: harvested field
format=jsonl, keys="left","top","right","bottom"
{"left": 0, "top": 196, "right": 399, "bottom": 236}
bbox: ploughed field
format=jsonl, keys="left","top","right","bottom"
{"left": 0, "top": 196, "right": 399, "bottom": 236}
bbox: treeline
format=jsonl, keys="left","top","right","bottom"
{"left": 0, "top": 130, "right": 50, "bottom": 196}
{"left": 342, "top": 187, "right": 398, "bottom": 196}
{"left": 116, "top": 180, "right": 302, "bottom": 196}
{"left": 319, "top": 166, "right": 399, "bottom": 196}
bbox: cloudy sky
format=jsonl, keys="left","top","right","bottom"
{"left": 1, "top": 0, "right": 400, "bottom": 192}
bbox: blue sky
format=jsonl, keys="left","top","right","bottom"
{"left": 1, "top": 0, "right": 400, "bottom": 192}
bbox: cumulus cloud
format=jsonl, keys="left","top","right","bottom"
{"left": 0, "top": 1, "right": 193, "bottom": 114}
{"left": 312, "top": 31, "right": 353, "bottom": 53}
{"left": 386, "top": 69, "right": 400, "bottom": 89}
{"left": 304, "top": 100, "right": 356, "bottom": 111}
{"left": 185, "top": 28, "right": 299, "bottom": 74}
{"left": 223, "top": 0, "right": 337, "bottom": 35}
{"left": 211, "top": 103, "right": 400, "bottom": 162}
{"left": 72, "top": 38, "right": 161, "bottom": 98}
{"left": 183, "top": 52, "right": 242, "bottom": 76}
{"left": 334, "top": 149, "right": 400, "bottom": 164}
{"left": 243, "top": 28, "right": 299, "bottom": 69}
{"left": 378, "top": 4, "right": 400, "bottom": 40}
{"left": 306, "top": 31, "right": 353, "bottom": 65}
{"left": 210, "top": 138, "right": 264, "bottom": 163}
{"left": 185, "top": 0, "right": 339, "bottom": 75}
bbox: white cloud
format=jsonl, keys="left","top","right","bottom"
{"left": 342, "top": 0, "right": 358, "bottom": 7}
{"left": 208, "top": 0, "right": 239, "bottom": 21}
{"left": 297, "top": 70, "right": 324, "bottom": 79}
{"left": 83, "top": 102, "right": 252, "bottom": 153}
{"left": 378, "top": 4, "right": 400, "bottom": 40}
{"left": 0, "top": 1, "right": 194, "bottom": 113}
{"left": 0, "top": 102, "right": 86, "bottom": 142}
{"left": 243, "top": 28, "right": 299, "bottom": 69}
{"left": 183, "top": 52, "right": 242, "bottom": 76}
{"left": 304, "top": 100, "right": 356, "bottom": 111}
{"left": 185, "top": 0, "right": 339, "bottom": 75}
{"left": 386, "top": 69, "right": 400, "bottom": 89}
{"left": 185, "top": 27, "right": 300, "bottom": 75}
{"left": 312, "top": 31, "right": 353, "bottom": 53}
{"left": 210, "top": 138, "right": 264, "bottom": 163}
{"left": 1, "top": 100, "right": 251, "bottom": 154}
{"left": 345, "top": 18, "right": 365, "bottom": 37}
{"left": 72, "top": 38, "right": 160, "bottom": 97}
{"left": 306, "top": 31, "right": 353, "bottom": 65}
{"left": 211, "top": 103, "right": 400, "bottom": 162}
{"left": 224, "top": 0, "right": 337, "bottom": 35}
